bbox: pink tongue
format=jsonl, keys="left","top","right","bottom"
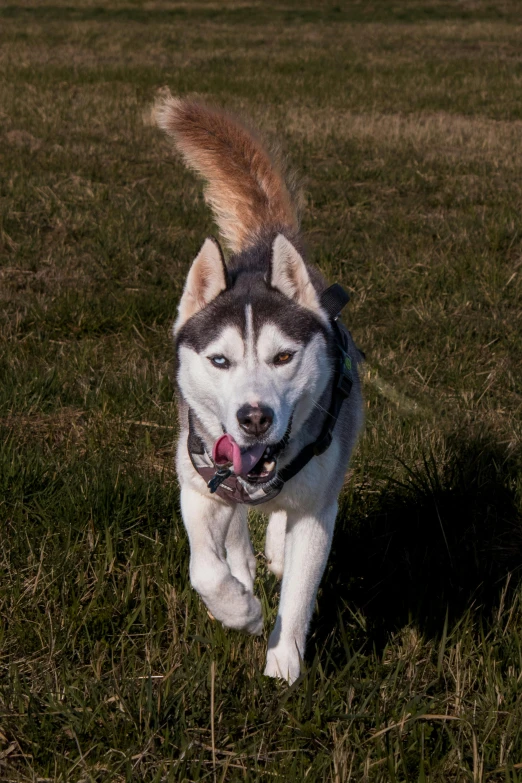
{"left": 212, "top": 434, "right": 266, "bottom": 477}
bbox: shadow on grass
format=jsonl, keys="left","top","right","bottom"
{"left": 310, "top": 431, "right": 522, "bottom": 660}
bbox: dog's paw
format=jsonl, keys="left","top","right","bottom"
{"left": 244, "top": 598, "right": 263, "bottom": 636}
{"left": 264, "top": 643, "right": 301, "bottom": 684}
{"left": 217, "top": 592, "right": 263, "bottom": 636}
{"left": 191, "top": 556, "right": 263, "bottom": 635}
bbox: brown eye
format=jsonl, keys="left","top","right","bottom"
{"left": 273, "top": 352, "right": 294, "bottom": 366}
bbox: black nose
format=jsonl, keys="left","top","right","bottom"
{"left": 236, "top": 404, "right": 274, "bottom": 437}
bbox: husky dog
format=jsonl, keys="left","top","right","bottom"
{"left": 154, "top": 94, "right": 364, "bottom": 683}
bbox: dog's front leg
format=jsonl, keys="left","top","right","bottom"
{"left": 181, "top": 485, "right": 263, "bottom": 635}
{"left": 225, "top": 504, "right": 256, "bottom": 593}
{"left": 264, "top": 503, "right": 337, "bottom": 683}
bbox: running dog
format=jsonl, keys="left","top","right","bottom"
{"left": 154, "top": 94, "right": 364, "bottom": 683}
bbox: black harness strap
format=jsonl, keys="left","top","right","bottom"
{"left": 272, "top": 285, "right": 353, "bottom": 488}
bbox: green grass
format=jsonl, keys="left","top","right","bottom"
{"left": 1, "top": 1, "right": 522, "bottom": 780}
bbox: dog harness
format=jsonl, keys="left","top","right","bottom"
{"left": 187, "top": 284, "right": 357, "bottom": 506}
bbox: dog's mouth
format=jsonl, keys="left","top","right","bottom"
{"left": 212, "top": 420, "right": 291, "bottom": 486}
{"left": 242, "top": 442, "right": 280, "bottom": 484}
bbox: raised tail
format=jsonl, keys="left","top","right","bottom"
{"left": 153, "top": 91, "right": 299, "bottom": 253}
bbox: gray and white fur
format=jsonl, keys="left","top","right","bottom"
{"left": 154, "top": 94, "right": 364, "bottom": 683}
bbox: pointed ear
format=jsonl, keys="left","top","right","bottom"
{"left": 174, "top": 237, "right": 228, "bottom": 334}
{"left": 269, "top": 234, "right": 325, "bottom": 320}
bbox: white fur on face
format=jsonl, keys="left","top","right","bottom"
{"left": 177, "top": 312, "right": 331, "bottom": 446}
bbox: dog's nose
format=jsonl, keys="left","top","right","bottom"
{"left": 236, "top": 404, "right": 274, "bottom": 437}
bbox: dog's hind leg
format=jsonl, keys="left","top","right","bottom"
{"left": 265, "top": 511, "right": 286, "bottom": 580}
{"left": 225, "top": 506, "right": 256, "bottom": 593}
{"left": 181, "top": 484, "right": 263, "bottom": 635}
{"left": 264, "top": 503, "right": 337, "bottom": 683}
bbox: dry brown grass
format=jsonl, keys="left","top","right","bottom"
{"left": 287, "top": 109, "right": 522, "bottom": 166}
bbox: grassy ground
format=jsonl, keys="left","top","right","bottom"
{"left": 1, "top": 0, "right": 522, "bottom": 780}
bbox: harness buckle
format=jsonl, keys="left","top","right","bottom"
{"left": 207, "top": 467, "right": 232, "bottom": 494}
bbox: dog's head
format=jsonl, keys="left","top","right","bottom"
{"left": 175, "top": 234, "right": 334, "bottom": 483}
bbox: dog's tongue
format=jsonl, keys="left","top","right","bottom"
{"left": 212, "top": 434, "right": 265, "bottom": 477}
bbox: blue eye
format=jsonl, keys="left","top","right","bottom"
{"left": 209, "top": 355, "right": 230, "bottom": 369}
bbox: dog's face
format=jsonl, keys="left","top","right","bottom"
{"left": 178, "top": 309, "right": 330, "bottom": 446}
{"left": 175, "top": 235, "right": 333, "bottom": 480}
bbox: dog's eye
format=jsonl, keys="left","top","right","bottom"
{"left": 273, "top": 351, "right": 294, "bottom": 366}
{"left": 209, "top": 355, "right": 230, "bottom": 369}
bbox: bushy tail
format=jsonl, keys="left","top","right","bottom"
{"left": 153, "top": 91, "right": 299, "bottom": 253}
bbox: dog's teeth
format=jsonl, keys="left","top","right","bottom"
{"left": 264, "top": 460, "right": 276, "bottom": 472}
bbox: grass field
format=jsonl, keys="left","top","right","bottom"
{"left": 1, "top": 0, "right": 522, "bottom": 780}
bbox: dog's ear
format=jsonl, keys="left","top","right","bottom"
{"left": 269, "top": 234, "right": 325, "bottom": 319}
{"left": 174, "top": 237, "right": 227, "bottom": 334}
